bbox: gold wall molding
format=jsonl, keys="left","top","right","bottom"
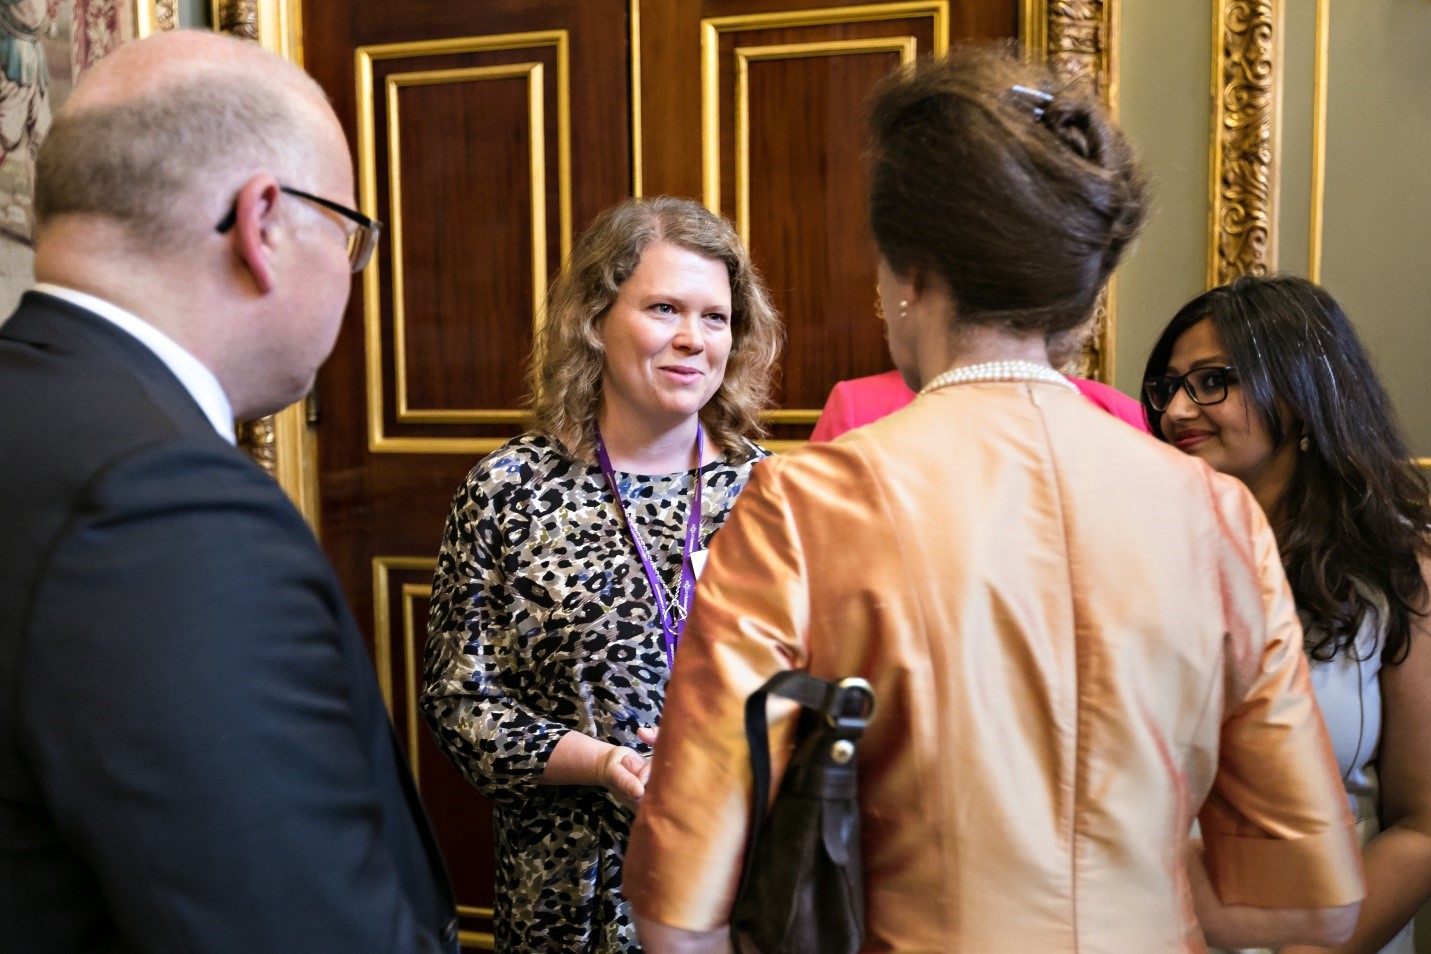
{"left": 234, "top": 417, "right": 276, "bottom": 472}
{"left": 137, "top": 0, "right": 178, "bottom": 34}
{"left": 1209, "top": 0, "right": 1280, "bottom": 286}
{"left": 1040, "top": 0, "right": 1117, "bottom": 104}
{"left": 357, "top": 31, "right": 570, "bottom": 455}
{"left": 211, "top": 0, "right": 302, "bottom": 60}
{"left": 1307, "top": 0, "right": 1328, "bottom": 282}
{"left": 1022, "top": 0, "right": 1118, "bottom": 383}
{"left": 212, "top": 0, "right": 257, "bottom": 40}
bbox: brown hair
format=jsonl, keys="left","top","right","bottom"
{"left": 867, "top": 44, "right": 1147, "bottom": 336}
{"left": 528, "top": 196, "right": 782, "bottom": 459}
{"left": 35, "top": 71, "right": 325, "bottom": 251}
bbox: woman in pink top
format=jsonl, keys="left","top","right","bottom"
{"left": 809, "top": 367, "right": 1147, "bottom": 441}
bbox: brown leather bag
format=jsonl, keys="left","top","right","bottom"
{"left": 730, "top": 672, "right": 875, "bottom": 954}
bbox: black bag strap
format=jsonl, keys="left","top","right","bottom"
{"left": 734, "top": 672, "right": 874, "bottom": 906}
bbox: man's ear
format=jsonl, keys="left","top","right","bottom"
{"left": 230, "top": 175, "right": 282, "bottom": 294}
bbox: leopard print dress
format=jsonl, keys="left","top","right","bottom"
{"left": 423, "top": 432, "right": 769, "bottom": 953}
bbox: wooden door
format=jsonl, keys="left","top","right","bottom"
{"left": 636, "top": 0, "right": 1016, "bottom": 443}
{"left": 307, "top": 1, "right": 1014, "bottom": 947}
{"left": 306, "top": 1, "right": 632, "bottom": 945}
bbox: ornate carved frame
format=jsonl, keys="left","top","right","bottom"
{"left": 146, "top": 0, "right": 178, "bottom": 32}
{"left": 1208, "top": 0, "right": 1278, "bottom": 285}
{"left": 213, "top": 0, "right": 258, "bottom": 39}
{"left": 1025, "top": 1, "right": 1282, "bottom": 378}
{"left": 1022, "top": 1, "right": 1119, "bottom": 382}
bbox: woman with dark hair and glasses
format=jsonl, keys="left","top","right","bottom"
{"left": 625, "top": 47, "right": 1363, "bottom": 953}
{"left": 1143, "top": 274, "right": 1431, "bottom": 954}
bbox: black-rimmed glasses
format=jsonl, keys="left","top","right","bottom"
{"left": 1144, "top": 366, "right": 1238, "bottom": 412}
{"left": 215, "top": 186, "right": 384, "bottom": 274}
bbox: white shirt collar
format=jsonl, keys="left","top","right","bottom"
{"left": 32, "top": 283, "right": 236, "bottom": 444}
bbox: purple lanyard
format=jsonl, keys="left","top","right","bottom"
{"left": 593, "top": 425, "right": 704, "bottom": 670}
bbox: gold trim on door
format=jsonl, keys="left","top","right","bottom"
{"left": 699, "top": 1, "right": 950, "bottom": 213}
{"left": 733, "top": 36, "right": 918, "bottom": 430}
{"left": 384, "top": 62, "right": 548, "bottom": 425}
{"left": 629, "top": 0, "right": 644, "bottom": 197}
{"left": 370, "top": 555, "right": 437, "bottom": 716}
{"left": 458, "top": 927, "right": 496, "bottom": 950}
{"left": 399, "top": 581, "right": 428, "bottom": 771}
{"left": 733, "top": 37, "right": 917, "bottom": 250}
{"left": 356, "top": 32, "right": 571, "bottom": 454}
{"left": 700, "top": 4, "right": 947, "bottom": 431}
{"left": 373, "top": 554, "right": 494, "bottom": 948}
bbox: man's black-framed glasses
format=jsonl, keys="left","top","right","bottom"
{"left": 1144, "top": 366, "right": 1238, "bottom": 412}
{"left": 215, "top": 186, "right": 384, "bottom": 274}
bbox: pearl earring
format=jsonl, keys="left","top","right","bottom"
{"left": 1299, "top": 435, "right": 1312, "bottom": 452}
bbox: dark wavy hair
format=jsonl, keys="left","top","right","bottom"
{"left": 1142, "top": 275, "right": 1430, "bottom": 665}
{"left": 866, "top": 44, "right": 1147, "bottom": 336}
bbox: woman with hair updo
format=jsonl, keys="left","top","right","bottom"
{"left": 625, "top": 47, "right": 1363, "bottom": 953}
{"left": 421, "top": 196, "right": 782, "bottom": 952}
{"left": 1143, "top": 275, "right": 1431, "bottom": 954}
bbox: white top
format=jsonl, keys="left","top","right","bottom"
{"left": 1304, "top": 582, "right": 1386, "bottom": 812}
{"left": 32, "top": 283, "right": 235, "bottom": 444}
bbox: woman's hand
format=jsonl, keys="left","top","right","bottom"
{"left": 598, "top": 743, "right": 651, "bottom": 810}
{"left": 539, "top": 727, "right": 661, "bottom": 809}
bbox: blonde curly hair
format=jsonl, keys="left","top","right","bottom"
{"left": 528, "top": 196, "right": 783, "bottom": 459}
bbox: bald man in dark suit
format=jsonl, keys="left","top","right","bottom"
{"left": 0, "top": 30, "right": 456, "bottom": 953}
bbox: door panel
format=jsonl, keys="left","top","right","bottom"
{"left": 307, "top": 2, "right": 631, "bottom": 946}
{"left": 636, "top": 0, "right": 1016, "bottom": 443}
{"left": 309, "top": 1, "right": 1014, "bottom": 947}
{"left": 357, "top": 33, "right": 569, "bottom": 451}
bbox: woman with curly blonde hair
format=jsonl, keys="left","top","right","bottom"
{"left": 422, "top": 195, "right": 781, "bottom": 952}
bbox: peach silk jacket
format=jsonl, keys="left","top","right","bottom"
{"left": 625, "top": 381, "right": 1363, "bottom": 953}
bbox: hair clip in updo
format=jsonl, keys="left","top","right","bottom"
{"left": 1011, "top": 84, "right": 1054, "bottom": 119}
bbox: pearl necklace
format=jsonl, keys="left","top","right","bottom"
{"left": 918, "top": 360, "right": 1078, "bottom": 396}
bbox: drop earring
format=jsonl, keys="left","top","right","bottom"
{"left": 1299, "top": 435, "right": 1312, "bottom": 452}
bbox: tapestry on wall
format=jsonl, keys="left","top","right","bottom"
{"left": 0, "top": 0, "right": 134, "bottom": 316}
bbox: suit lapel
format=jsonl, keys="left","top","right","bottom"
{"left": 3, "top": 292, "right": 224, "bottom": 443}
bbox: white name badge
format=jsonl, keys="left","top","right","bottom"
{"left": 691, "top": 549, "right": 710, "bottom": 579}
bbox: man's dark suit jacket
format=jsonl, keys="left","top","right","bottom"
{"left": 0, "top": 292, "right": 457, "bottom": 952}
